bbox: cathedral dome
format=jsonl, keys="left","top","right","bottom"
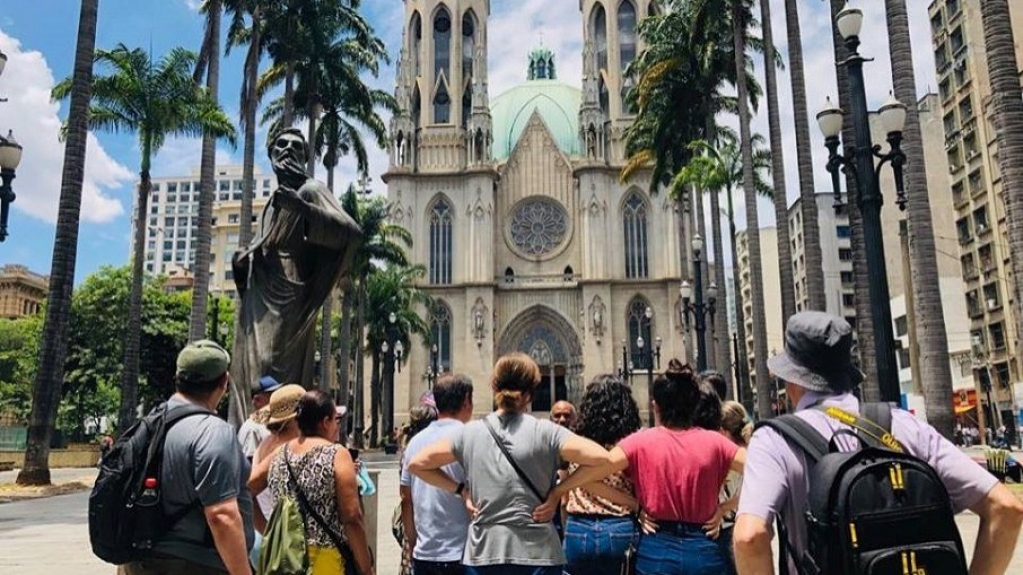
{"left": 490, "top": 48, "right": 581, "bottom": 160}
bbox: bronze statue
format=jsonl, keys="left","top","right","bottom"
{"left": 228, "top": 128, "right": 362, "bottom": 423}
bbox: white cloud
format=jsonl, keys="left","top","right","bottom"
{"left": 184, "top": 0, "right": 201, "bottom": 11}
{"left": 0, "top": 31, "right": 132, "bottom": 225}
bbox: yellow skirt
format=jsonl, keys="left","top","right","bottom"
{"left": 308, "top": 545, "right": 346, "bottom": 575}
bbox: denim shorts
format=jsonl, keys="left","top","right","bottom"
{"left": 563, "top": 515, "right": 638, "bottom": 575}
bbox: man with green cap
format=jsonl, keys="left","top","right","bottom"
{"left": 118, "top": 340, "right": 254, "bottom": 575}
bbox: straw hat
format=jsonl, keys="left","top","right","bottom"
{"left": 258, "top": 384, "right": 306, "bottom": 426}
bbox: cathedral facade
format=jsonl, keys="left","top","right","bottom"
{"left": 384, "top": 0, "right": 690, "bottom": 418}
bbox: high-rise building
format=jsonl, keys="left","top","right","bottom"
{"left": 928, "top": 0, "right": 1023, "bottom": 426}
{"left": 131, "top": 165, "right": 276, "bottom": 297}
{"left": 0, "top": 264, "right": 47, "bottom": 319}
{"left": 737, "top": 226, "right": 783, "bottom": 395}
{"left": 385, "top": 0, "right": 683, "bottom": 420}
{"left": 788, "top": 193, "right": 856, "bottom": 322}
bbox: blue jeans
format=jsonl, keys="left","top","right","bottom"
{"left": 413, "top": 559, "right": 465, "bottom": 575}
{"left": 563, "top": 515, "right": 637, "bottom": 575}
{"left": 464, "top": 566, "right": 561, "bottom": 575}
{"left": 636, "top": 524, "right": 728, "bottom": 575}
{"left": 716, "top": 526, "right": 736, "bottom": 575}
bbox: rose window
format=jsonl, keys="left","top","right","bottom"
{"left": 510, "top": 198, "right": 569, "bottom": 256}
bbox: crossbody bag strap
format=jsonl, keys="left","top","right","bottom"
{"left": 482, "top": 417, "right": 547, "bottom": 501}
{"left": 283, "top": 447, "right": 361, "bottom": 573}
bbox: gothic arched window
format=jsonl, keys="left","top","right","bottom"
{"left": 462, "top": 87, "right": 471, "bottom": 128}
{"left": 430, "top": 198, "right": 453, "bottom": 284}
{"left": 619, "top": 1, "right": 638, "bottom": 72}
{"left": 462, "top": 11, "right": 476, "bottom": 81}
{"left": 623, "top": 191, "right": 649, "bottom": 278}
{"left": 434, "top": 7, "right": 452, "bottom": 80}
{"left": 627, "top": 298, "right": 652, "bottom": 369}
{"left": 431, "top": 302, "right": 453, "bottom": 372}
{"left": 434, "top": 84, "right": 451, "bottom": 124}
{"left": 592, "top": 5, "right": 608, "bottom": 72}
{"left": 410, "top": 12, "right": 422, "bottom": 77}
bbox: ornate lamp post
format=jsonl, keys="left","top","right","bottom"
{"left": 817, "top": 5, "right": 907, "bottom": 404}
{"left": 638, "top": 306, "right": 662, "bottom": 427}
{"left": 382, "top": 311, "right": 404, "bottom": 446}
{"left": 425, "top": 343, "right": 440, "bottom": 389}
{"left": 0, "top": 48, "right": 22, "bottom": 243}
{"left": 680, "top": 234, "right": 718, "bottom": 372}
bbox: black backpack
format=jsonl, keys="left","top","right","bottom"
{"left": 89, "top": 402, "right": 212, "bottom": 564}
{"left": 760, "top": 403, "right": 969, "bottom": 575}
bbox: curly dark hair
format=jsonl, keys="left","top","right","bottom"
{"left": 574, "top": 374, "right": 642, "bottom": 446}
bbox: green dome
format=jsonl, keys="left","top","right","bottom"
{"left": 490, "top": 80, "right": 582, "bottom": 160}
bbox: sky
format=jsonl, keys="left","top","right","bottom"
{"left": 0, "top": 0, "right": 937, "bottom": 284}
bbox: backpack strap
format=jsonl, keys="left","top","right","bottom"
{"left": 818, "top": 403, "right": 904, "bottom": 453}
{"left": 756, "top": 415, "right": 829, "bottom": 464}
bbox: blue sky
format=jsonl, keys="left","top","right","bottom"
{"left": 0, "top": 0, "right": 936, "bottom": 284}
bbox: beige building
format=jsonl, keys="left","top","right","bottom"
{"left": 131, "top": 165, "right": 275, "bottom": 297}
{"left": 385, "top": 0, "right": 684, "bottom": 420}
{"left": 788, "top": 194, "right": 855, "bottom": 321}
{"left": 737, "top": 226, "right": 783, "bottom": 394}
{"left": 0, "top": 264, "right": 47, "bottom": 319}
{"left": 929, "top": 0, "right": 1023, "bottom": 426}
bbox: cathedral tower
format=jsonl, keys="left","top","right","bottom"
{"left": 578, "top": 0, "right": 660, "bottom": 163}
{"left": 390, "top": 0, "right": 492, "bottom": 172}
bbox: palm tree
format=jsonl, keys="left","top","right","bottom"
{"left": 17, "top": 0, "right": 99, "bottom": 487}
{"left": 225, "top": 0, "right": 263, "bottom": 248}
{"left": 189, "top": 0, "right": 223, "bottom": 342}
{"left": 729, "top": 0, "right": 771, "bottom": 419}
{"left": 885, "top": 0, "right": 954, "bottom": 438}
{"left": 783, "top": 0, "right": 826, "bottom": 311}
{"left": 828, "top": 0, "right": 877, "bottom": 400}
{"left": 365, "top": 264, "right": 433, "bottom": 446}
{"left": 759, "top": 0, "right": 795, "bottom": 326}
{"left": 340, "top": 190, "right": 413, "bottom": 446}
{"left": 53, "top": 44, "right": 235, "bottom": 431}
{"left": 981, "top": 0, "right": 1023, "bottom": 433}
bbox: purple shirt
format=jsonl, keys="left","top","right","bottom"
{"left": 737, "top": 392, "right": 997, "bottom": 571}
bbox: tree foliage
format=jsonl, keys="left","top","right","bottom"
{"left": 0, "top": 314, "right": 43, "bottom": 423}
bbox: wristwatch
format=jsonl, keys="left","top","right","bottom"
{"left": 455, "top": 482, "right": 466, "bottom": 496}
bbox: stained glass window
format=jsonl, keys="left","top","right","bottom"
{"left": 510, "top": 198, "right": 569, "bottom": 257}
{"left": 623, "top": 192, "right": 649, "bottom": 278}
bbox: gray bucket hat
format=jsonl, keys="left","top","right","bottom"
{"left": 767, "top": 311, "right": 864, "bottom": 393}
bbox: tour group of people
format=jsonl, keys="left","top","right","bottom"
{"left": 115, "top": 311, "right": 1023, "bottom": 575}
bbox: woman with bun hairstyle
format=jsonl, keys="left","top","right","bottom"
{"left": 544, "top": 359, "right": 746, "bottom": 575}
{"left": 409, "top": 352, "right": 613, "bottom": 575}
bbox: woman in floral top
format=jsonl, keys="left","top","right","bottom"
{"left": 249, "top": 390, "right": 374, "bottom": 575}
{"left": 562, "top": 375, "right": 642, "bottom": 575}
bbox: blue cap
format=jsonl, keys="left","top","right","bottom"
{"left": 257, "top": 375, "right": 282, "bottom": 394}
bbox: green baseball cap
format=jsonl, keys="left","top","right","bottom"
{"left": 176, "top": 340, "right": 231, "bottom": 382}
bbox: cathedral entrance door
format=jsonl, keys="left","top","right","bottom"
{"left": 498, "top": 305, "right": 583, "bottom": 412}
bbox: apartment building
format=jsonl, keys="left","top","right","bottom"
{"left": 788, "top": 193, "right": 856, "bottom": 322}
{"left": 132, "top": 165, "right": 276, "bottom": 297}
{"left": 736, "top": 226, "right": 783, "bottom": 396}
{"left": 929, "top": 0, "right": 1023, "bottom": 426}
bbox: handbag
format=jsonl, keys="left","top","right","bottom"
{"left": 283, "top": 447, "right": 364, "bottom": 575}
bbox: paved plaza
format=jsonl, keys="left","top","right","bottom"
{"left": 1, "top": 459, "right": 1022, "bottom": 575}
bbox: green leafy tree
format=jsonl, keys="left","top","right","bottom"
{"left": 0, "top": 315, "right": 43, "bottom": 423}
{"left": 53, "top": 44, "right": 236, "bottom": 431}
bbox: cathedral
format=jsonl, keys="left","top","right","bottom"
{"left": 384, "top": 0, "right": 692, "bottom": 418}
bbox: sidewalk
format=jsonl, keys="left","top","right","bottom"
{"left": 0, "top": 467, "right": 98, "bottom": 504}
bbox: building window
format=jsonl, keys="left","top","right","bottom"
{"left": 950, "top": 26, "right": 965, "bottom": 54}
{"left": 429, "top": 198, "right": 453, "bottom": 284}
{"left": 434, "top": 8, "right": 451, "bottom": 80}
{"left": 961, "top": 253, "right": 977, "bottom": 279}
{"left": 836, "top": 225, "right": 851, "bottom": 238}
{"left": 167, "top": 182, "right": 178, "bottom": 193}
{"left": 897, "top": 348, "right": 911, "bottom": 371}
{"left": 840, "top": 271, "right": 854, "bottom": 284}
{"left": 990, "top": 322, "right": 1006, "bottom": 350}
{"left": 434, "top": 84, "right": 451, "bottom": 124}
{"left": 973, "top": 206, "right": 989, "bottom": 231}
{"left": 983, "top": 283, "right": 1001, "bottom": 311}
{"left": 228, "top": 213, "right": 240, "bottom": 224}
{"left": 994, "top": 363, "right": 1011, "bottom": 389}
{"left": 618, "top": 0, "right": 637, "bottom": 72}
{"left": 623, "top": 191, "right": 649, "bottom": 278}
{"left": 430, "top": 302, "right": 453, "bottom": 372}
{"left": 219, "top": 180, "right": 230, "bottom": 192}
{"left": 592, "top": 4, "right": 608, "bottom": 72}
{"left": 627, "top": 298, "right": 652, "bottom": 370}
{"left": 842, "top": 294, "right": 855, "bottom": 307}
{"left": 956, "top": 217, "right": 971, "bottom": 244}
{"left": 838, "top": 248, "right": 852, "bottom": 261}
{"left": 462, "top": 11, "right": 476, "bottom": 82}
{"left": 895, "top": 315, "right": 908, "bottom": 337}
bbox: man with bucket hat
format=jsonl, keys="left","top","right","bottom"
{"left": 733, "top": 312, "right": 1023, "bottom": 575}
{"left": 118, "top": 340, "right": 255, "bottom": 575}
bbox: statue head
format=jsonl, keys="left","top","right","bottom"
{"left": 268, "top": 128, "right": 309, "bottom": 182}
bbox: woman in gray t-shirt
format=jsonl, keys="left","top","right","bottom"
{"left": 409, "top": 353, "right": 613, "bottom": 575}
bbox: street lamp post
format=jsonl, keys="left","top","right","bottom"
{"left": 382, "top": 311, "right": 403, "bottom": 446}
{"left": 817, "top": 5, "right": 906, "bottom": 404}
{"left": 680, "top": 235, "right": 718, "bottom": 372}
{"left": 0, "top": 47, "right": 23, "bottom": 243}
{"left": 638, "top": 307, "right": 662, "bottom": 427}
{"left": 426, "top": 343, "right": 440, "bottom": 388}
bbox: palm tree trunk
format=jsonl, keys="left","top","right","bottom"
{"left": 354, "top": 281, "right": 366, "bottom": 447}
{"left": 733, "top": 2, "right": 771, "bottom": 420}
{"left": 694, "top": 185, "right": 713, "bottom": 371}
{"left": 370, "top": 350, "right": 381, "bottom": 448}
{"left": 784, "top": 0, "right": 826, "bottom": 310}
{"left": 239, "top": 19, "right": 259, "bottom": 248}
{"left": 981, "top": 0, "right": 1023, "bottom": 434}
{"left": 283, "top": 63, "right": 295, "bottom": 128}
{"left": 318, "top": 165, "right": 336, "bottom": 392}
{"left": 338, "top": 288, "right": 353, "bottom": 410}
{"left": 762, "top": 0, "right": 796, "bottom": 324}
{"left": 17, "top": 0, "right": 99, "bottom": 486}
{"left": 830, "top": 0, "right": 879, "bottom": 401}
{"left": 709, "top": 187, "right": 731, "bottom": 392}
{"left": 886, "top": 0, "right": 954, "bottom": 437}
{"left": 189, "top": 0, "right": 222, "bottom": 342}
{"left": 118, "top": 167, "right": 151, "bottom": 431}
{"left": 306, "top": 94, "right": 317, "bottom": 177}
{"left": 727, "top": 185, "right": 752, "bottom": 413}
